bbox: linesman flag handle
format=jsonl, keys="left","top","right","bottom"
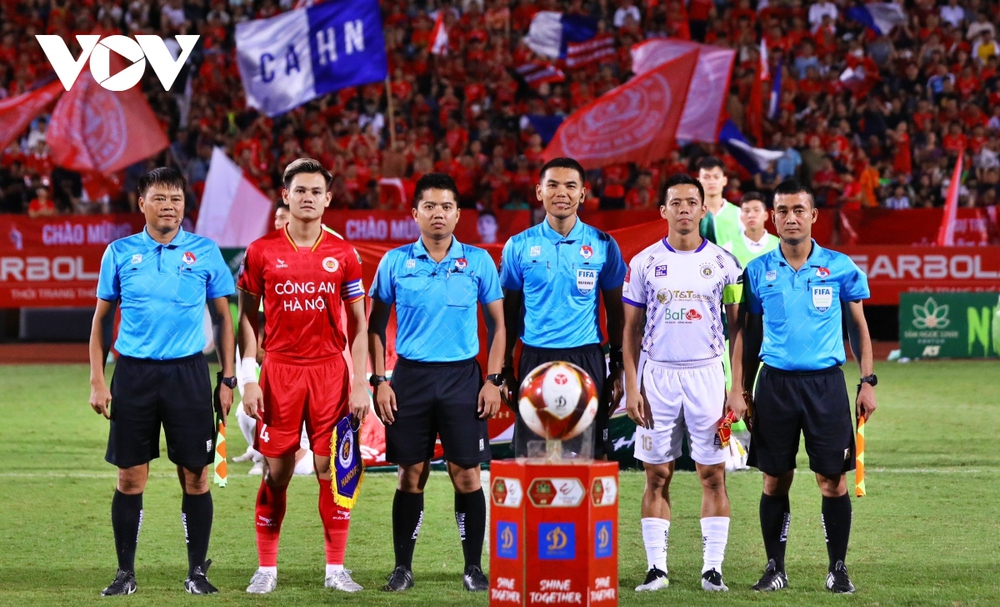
{"left": 855, "top": 414, "right": 866, "bottom": 497}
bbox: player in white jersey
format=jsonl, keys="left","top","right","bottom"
{"left": 622, "top": 174, "right": 747, "bottom": 593}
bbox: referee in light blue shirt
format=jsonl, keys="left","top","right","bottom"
{"left": 368, "top": 173, "right": 505, "bottom": 593}
{"left": 735, "top": 179, "right": 877, "bottom": 595}
{"left": 500, "top": 157, "right": 627, "bottom": 458}
{"left": 88, "top": 168, "right": 235, "bottom": 597}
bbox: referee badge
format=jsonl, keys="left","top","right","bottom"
{"left": 812, "top": 285, "right": 834, "bottom": 312}
{"left": 580, "top": 245, "right": 593, "bottom": 259}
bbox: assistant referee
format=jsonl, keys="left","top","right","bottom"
{"left": 736, "top": 179, "right": 877, "bottom": 594}
{"left": 89, "top": 167, "right": 236, "bottom": 596}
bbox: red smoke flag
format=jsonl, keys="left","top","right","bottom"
{"left": 0, "top": 80, "right": 64, "bottom": 151}
{"left": 936, "top": 153, "right": 964, "bottom": 246}
{"left": 541, "top": 50, "right": 698, "bottom": 170}
{"left": 46, "top": 63, "right": 169, "bottom": 175}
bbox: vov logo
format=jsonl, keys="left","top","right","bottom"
{"left": 36, "top": 35, "right": 199, "bottom": 92}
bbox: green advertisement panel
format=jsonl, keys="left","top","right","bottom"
{"left": 900, "top": 292, "right": 1000, "bottom": 359}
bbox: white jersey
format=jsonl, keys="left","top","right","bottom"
{"left": 622, "top": 238, "right": 743, "bottom": 364}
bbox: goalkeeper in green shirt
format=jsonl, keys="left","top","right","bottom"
{"left": 697, "top": 157, "right": 744, "bottom": 246}
{"left": 724, "top": 192, "right": 780, "bottom": 267}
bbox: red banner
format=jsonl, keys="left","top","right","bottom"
{"left": 839, "top": 206, "right": 999, "bottom": 246}
{"left": 0, "top": 80, "right": 64, "bottom": 151}
{"left": 0, "top": 214, "right": 146, "bottom": 307}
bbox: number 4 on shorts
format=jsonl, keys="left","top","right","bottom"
{"left": 260, "top": 424, "right": 270, "bottom": 444}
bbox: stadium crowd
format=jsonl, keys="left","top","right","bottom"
{"left": 2, "top": 0, "right": 1000, "bottom": 215}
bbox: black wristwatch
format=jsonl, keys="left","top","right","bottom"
{"left": 217, "top": 373, "right": 237, "bottom": 389}
{"left": 609, "top": 347, "right": 624, "bottom": 370}
{"left": 860, "top": 374, "right": 878, "bottom": 387}
{"left": 486, "top": 373, "right": 504, "bottom": 386}
{"left": 369, "top": 374, "right": 388, "bottom": 388}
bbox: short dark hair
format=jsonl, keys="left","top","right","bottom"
{"left": 740, "top": 191, "right": 768, "bottom": 207}
{"left": 282, "top": 158, "right": 332, "bottom": 190}
{"left": 659, "top": 173, "right": 705, "bottom": 206}
{"left": 539, "top": 157, "right": 586, "bottom": 184}
{"left": 773, "top": 178, "right": 815, "bottom": 207}
{"left": 413, "top": 173, "right": 459, "bottom": 208}
{"left": 697, "top": 156, "right": 726, "bottom": 172}
{"left": 138, "top": 167, "right": 186, "bottom": 198}
{"left": 275, "top": 200, "right": 289, "bottom": 211}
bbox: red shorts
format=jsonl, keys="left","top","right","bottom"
{"left": 255, "top": 353, "right": 349, "bottom": 458}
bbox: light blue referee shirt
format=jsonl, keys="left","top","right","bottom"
{"left": 744, "top": 240, "right": 869, "bottom": 371}
{"left": 97, "top": 227, "right": 234, "bottom": 360}
{"left": 500, "top": 218, "right": 626, "bottom": 349}
{"left": 369, "top": 237, "right": 502, "bottom": 363}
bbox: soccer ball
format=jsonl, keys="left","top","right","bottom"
{"left": 518, "top": 361, "right": 599, "bottom": 440}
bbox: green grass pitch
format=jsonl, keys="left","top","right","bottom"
{"left": 0, "top": 361, "right": 998, "bottom": 606}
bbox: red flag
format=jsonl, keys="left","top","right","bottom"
{"left": 936, "top": 153, "right": 963, "bottom": 246}
{"left": 46, "top": 64, "right": 169, "bottom": 175}
{"left": 541, "top": 50, "right": 698, "bottom": 170}
{"left": 0, "top": 80, "right": 64, "bottom": 151}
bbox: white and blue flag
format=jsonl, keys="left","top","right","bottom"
{"left": 523, "top": 11, "right": 598, "bottom": 60}
{"left": 846, "top": 3, "right": 908, "bottom": 36}
{"left": 718, "top": 120, "right": 784, "bottom": 175}
{"left": 235, "top": 0, "right": 387, "bottom": 117}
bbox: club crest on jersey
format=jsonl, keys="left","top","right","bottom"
{"left": 455, "top": 258, "right": 468, "bottom": 271}
{"left": 699, "top": 263, "right": 715, "bottom": 279}
{"left": 182, "top": 251, "right": 196, "bottom": 265}
{"left": 766, "top": 270, "right": 777, "bottom": 281}
{"left": 656, "top": 288, "right": 673, "bottom": 304}
{"left": 816, "top": 267, "right": 831, "bottom": 278}
{"left": 580, "top": 245, "right": 594, "bottom": 259}
{"left": 654, "top": 265, "right": 668, "bottom": 277}
{"left": 322, "top": 257, "right": 340, "bottom": 273}
{"left": 530, "top": 246, "right": 542, "bottom": 257}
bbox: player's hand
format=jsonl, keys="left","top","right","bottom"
{"left": 724, "top": 389, "right": 747, "bottom": 422}
{"left": 478, "top": 383, "right": 502, "bottom": 419}
{"left": 374, "top": 383, "right": 397, "bottom": 425}
{"left": 500, "top": 367, "right": 518, "bottom": 410}
{"left": 214, "top": 381, "right": 233, "bottom": 426}
{"left": 626, "top": 391, "right": 652, "bottom": 429}
{"left": 857, "top": 383, "right": 877, "bottom": 421}
{"left": 604, "top": 367, "right": 625, "bottom": 412}
{"left": 242, "top": 382, "right": 264, "bottom": 421}
{"left": 350, "top": 379, "right": 371, "bottom": 423}
{"left": 90, "top": 382, "right": 112, "bottom": 419}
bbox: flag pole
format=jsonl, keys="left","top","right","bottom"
{"left": 385, "top": 75, "right": 396, "bottom": 148}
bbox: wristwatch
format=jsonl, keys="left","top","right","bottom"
{"left": 609, "top": 347, "right": 624, "bottom": 370}
{"left": 369, "top": 374, "right": 388, "bottom": 388}
{"left": 217, "top": 373, "right": 237, "bottom": 389}
{"left": 486, "top": 373, "right": 504, "bottom": 386}
{"left": 860, "top": 374, "right": 878, "bottom": 387}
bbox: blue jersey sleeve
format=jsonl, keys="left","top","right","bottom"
{"left": 96, "top": 245, "right": 120, "bottom": 302}
{"left": 475, "top": 250, "right": 502, "bottom": 304}
{"left": 369, "top": 252, "right": 396, "bottom": 304}
{"left": 744, "top": 266, "right": 762, "bottom": 314}
{"left": 205, "top": 244, "right": 235, "bottom": 299}
{"left": 499, "top": 239, "right": 523, "bottom": 290}
{"left": 839, "top": 258, "right": 870, "bottom": 302}
{"left": 599, "top": 236, "right": 627, "bottom": 290}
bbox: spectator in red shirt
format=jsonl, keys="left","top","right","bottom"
{"left": 942, "top": 122, "right": 968, "bottom": 156}
{"left": 625, "top": 172, "right": 655, "bottom": 210}
{"left": 28, "top": 187, "right": 56, "bottom": 218}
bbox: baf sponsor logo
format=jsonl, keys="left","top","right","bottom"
{"left": 36, "top": 34, "right": 199, "bottom": 91}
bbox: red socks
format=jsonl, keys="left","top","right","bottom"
{"left": 255, "top": 481, "right": 288, "bottom": 567}
{"left": 317, "top": 478, "right": 351, "bottom": 565}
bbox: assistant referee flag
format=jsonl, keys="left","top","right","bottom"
{"left": 235, "top": 0, "right": 388, "bottom": 117}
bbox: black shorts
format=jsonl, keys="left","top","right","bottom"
{"left": 106, "top": 353, "right": 215, "bottom": 469}
{"left": 514, "top": 344, "right": 613, "bottom": 457}
{"left": 386, "top": 357, "right": 490, "bottom": 467}
{"left": 748, "top": 365, "right": 855, "bottom": 477}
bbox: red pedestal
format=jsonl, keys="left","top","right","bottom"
{"left": 490, "top": 460, "right": 619, "bottom": 606}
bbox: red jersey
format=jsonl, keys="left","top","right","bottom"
{"left": 238, "top": 227, "right": 364, "bottom": 362}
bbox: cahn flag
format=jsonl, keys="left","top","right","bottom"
{"left": 195, "top": 147, "right": 273, "bottom": 247}
{"left": 236, "top": 0, "right": 388, "bottom": 117}
{"left": 46, "top": 67, "right": 168, "bottom": 174}
{"left": 847, "top": 3, "right": 908, "bottom": 36}
{"left": 515, "top": 62, "right": 566, "bottom": 88}
{"left": 524, "top": 12, "right": 598, "bottom": 59}
{"left": 0, "top": 80, "right": 64, "bottom": 151}
{"left": 542, "top": 50, "right": 698, "bottom": 169}
{"left": 630, "top": 40, "right": 735, "bottom": 143}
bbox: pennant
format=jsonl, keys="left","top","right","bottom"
{"left": 331, "top": 415, "right": 364, "bottom": 509}
{"left": 542, "top": 50, "right": 698, "bottom": 169}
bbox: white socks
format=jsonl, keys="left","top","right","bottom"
{"left": 326, "top": 564, "right": 344, "bottom": 576}
{"left": 641, "top": 517, "right": 670, "bottom": 572}
{"left": 700, "top": 516, "right": 730, "bottom": 573}
{"left": 258, "top": 566, "right": 277, "bottom": 576}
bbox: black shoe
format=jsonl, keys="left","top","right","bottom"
{"left": 634, "top": 566, "right": 669, "bottom": 591}
{"left": 184, "top": 560, "right": 219, "bottom": 595}
{"left": 701, "top": 568, "right": 729, "bottom": 591}
{"left": 463, "top": 565, "right": 489, "bottom": 591}
{"left": 826, "top": 560, "right": 856, "bottom": 594}
{"left": 752, "top": 559, "right": 788, "bottom": 592}
{"left": 382, "top": 566, "right": 414, "bottom": 592}
{"left": 101, "top": 569, "right": 137, "bottom": 596}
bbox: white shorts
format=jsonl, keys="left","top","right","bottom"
{"left": 634, "top": 356, "right": 727, "bottom": 466}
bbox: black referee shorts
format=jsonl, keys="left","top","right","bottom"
{"left": 748, "top": 364, "right": 855, "bottom": 477}
{"left": 386, "top": 357, "right": 490, "bottom": 467}
{"left": 514, "top": 344, "right": 613, "bottom": 457}
{"left": 106, "top": 353, "right": 215, "bottom": 469}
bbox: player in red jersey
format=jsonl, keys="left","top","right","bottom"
{"left": 237, "top": 158, "right": 371, "bottom": 594}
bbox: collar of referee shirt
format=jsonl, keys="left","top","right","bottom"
{"left": 413, "top": 235, "right": 465, "bottom": 262}
{"left": 775, "top": 238, "right": 828, "bottom": 268}
{"left": 141, "top": 225, "right": 188, "bottom": 249}
{"left": 541, "top": 215, "right": 585, "bottom": 243}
